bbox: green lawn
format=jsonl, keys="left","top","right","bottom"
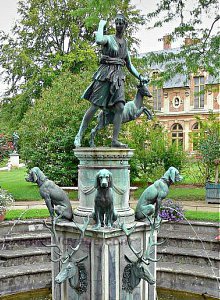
{"left": 134, "top": 186, "right": 205, "bottom": 201}
{"left": 5, "top": 208, "right": 219, "bottom": 222}
{"left": 184, "top": 211, "right": 219, "bottom": 222}
{"left": 5, "top": 208, "right": 50, "bottom": 220}
{"left": 0, "top": 168, "right": 41, "bottom": 200}
{"left": 0, "top": 168, "right": 77, "bottom": 201}
{"left": 0, "top": 167, "right": 206, "bottom": 202}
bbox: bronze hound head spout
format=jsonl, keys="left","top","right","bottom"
{"left": 25, "top": 167, "right": 47, "bottom": 186}
{"left": 164, "top": 166, "right": 183, "bottom": 184}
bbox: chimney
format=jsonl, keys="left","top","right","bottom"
{"left": 185, "top": 37, "right": 193, "bottom": 46}
{"left": 163, "top": 35, "right": 172, "bottom": 50}
{"left": 185, "top": 37, "right": 200, "bottom": 46}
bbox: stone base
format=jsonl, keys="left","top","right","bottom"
{"left": 73, "top": 148, "right": 135, "bottom": 224}
{"left": 73, "top": 206, "right": 135, "bottom": 225}
{"left": 52, "top": 222, "right": 157, "bottom": 300}
{"left": 9, "top": 153, "right": 20, "bottom": 167}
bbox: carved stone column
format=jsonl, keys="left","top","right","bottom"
{"left": 52, "top": 222, "right": 157, "bottom": 300}
{"left": 73, "top": 148, "right": 135, "bottom": 224}
{"left": 51, "top": 147, "right": 157, "bottom": 300}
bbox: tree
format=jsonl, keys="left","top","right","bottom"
{"left": 121, "top": 118, "right": 186, "bottom": 183}
{"left": 0, "top": 0, "right": 145, "bottom": 132}
{"left": 0, "top": 0, "right": 144, "bottom": 97}
{"left": 143, "top": 0, "right": 219, "bottom": 85}
{"left": 0, "top": 134, "right": 13, "bottom": 162}
{"left": 195, "top": 113, "right": 220, "bottom": 184}
{"left": 19, "top": 69, "right": 99, "bottom": 185}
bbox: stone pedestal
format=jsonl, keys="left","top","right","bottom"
{"left": 9, "top": 153, "right": 20, "bottom": 167}
{"left": 73, "top": 148, "right": 135, "bottom": 224}
{"left": 51, "top": 147, "right": 157, "bottom": 300}
{"left": 52, "top": 222, "right": 157, "bottom": 300}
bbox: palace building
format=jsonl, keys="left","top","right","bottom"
{"left": 145, "top": 36, "right": 219, "bottom": 153}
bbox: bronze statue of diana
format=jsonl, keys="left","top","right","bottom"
{"left": 74, "top": 14, "right": 149, "bottom": 148}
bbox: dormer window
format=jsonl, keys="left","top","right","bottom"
{"left": 151, "top": 71, "right": 162, "bottom": 111}
{"left": 194, "top": 76, "right": 204, "bottom": 108}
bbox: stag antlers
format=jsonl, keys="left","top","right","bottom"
{"left": 43, "top": 217, "right": 90, "bottom": 295}
{"left": 43, "top": 216, "right": 90, "bottom": 262}
{"left": 119, "top": 220, "right": 164, "bottom": 292}
{"left": 120, "top": 221, "right": 162, "bottom": 264}
{"left": 68, "top": 217, "right": 90, "bottom": 257}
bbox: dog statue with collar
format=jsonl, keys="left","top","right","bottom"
{"left": 26, "top": 167, "right": 73, "bottom": 223}
{"left": 135, "top": 167, "right": 183, "bottom": 223}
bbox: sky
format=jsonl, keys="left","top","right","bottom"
{"left": 0, "top": 0, "right": 172, "bottom": 94}
{"left": 0, "top": 0, "right": 175, "bottom": 52}
{"left": 0, "top": 0, "right": 18, "bottom": 33}
{"left": 0, "top": 0, "right": 215, "bottom": 94}
{"left": 131, "top": 0, "right": 181, "bottom": 53}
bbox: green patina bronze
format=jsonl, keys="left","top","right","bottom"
{"left": 25, "top": 167, "right": 73, "bottom": 223}
{"left": 89, "top": 81, "right": 153, "bottom": 147}
{"left": 135, "top": 167, "right": 183, "bottom": 226}
{"left": 120, "top": 220, "right": 162, "bottom": 293}
{"left": 12, "top": 131, "right": 19, "bottom": 153}
{"left": 92, "top": 169, "right": 117, "bottom": 230}
{"left": 74, "top": 14, "right": 149, "bottom": 148}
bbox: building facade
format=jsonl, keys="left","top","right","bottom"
{"left": 148, "top": 37, "right": 220, "bottom": 153}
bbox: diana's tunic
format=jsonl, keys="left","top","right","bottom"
{"left": 82, "top": 35, "right": 128, "bottom": 108}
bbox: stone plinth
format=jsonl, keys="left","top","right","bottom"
{"left": 73, "top": 148, "right": 135, "bottom": 224}
{"left": 52, "top": 222, "right": 157, "bottom": 300}
{"left": 9, "top": 153, "right": 20, "bottom": 167}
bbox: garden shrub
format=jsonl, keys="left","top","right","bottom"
{"left": 122, "top": 118, "right": 186, "bottom": 184}
{"left": 19, "top": 69, "right": 97, "bottom": 185}
{"left": 0, "top": 134, "right": 13, "bottom": 161}
{"left": 191, "top": 113, "right": 220, "bottom": 184}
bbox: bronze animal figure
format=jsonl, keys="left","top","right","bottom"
{"left": 120, "top": 222, "right": 161, "bottom": 293}
{"left": 26, "top": 167, "right": 73, "bottom": 222}
{"left": 89, "top": 81, "right": 153, "bottom": 147}
{"left": 44, "top": 218, "right": 89, "bottom": 295}
{"left": 74, "top": 16, "right": 150, "bottom": 149}
{"left": 92, "top": 169, "right": 117, "bottom": 230}
{"left": 135, "top": 167, "right": 183, "bottom": 222}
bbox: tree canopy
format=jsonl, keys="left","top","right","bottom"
{"left": 19, "top": 70, "right": 96, "bottom": 185}
{"left": 0, "top": 0, "right": 145, "bottom": 132}
{"left": 144, "top": 0, "right": 219, "bottom": 85}
{"left": 121, "top": 118, "right": 186, "bottom": 183}
{"left": 196, "top": 113, "right": 220, "bottom": 183}
{"left": 0, "top": 0, "right": 144, "bottom": 98}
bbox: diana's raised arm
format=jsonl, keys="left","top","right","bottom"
{"left": 95, "top": 20, "right": 108, "bottom": 45}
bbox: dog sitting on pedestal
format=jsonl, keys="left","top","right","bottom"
{"left": 92, "top": 169, "right": 117, "bottom": 230}
{"left": 135, "top": 167, "right": 183, "bottom": 222}
{"left": 26, "top": 167, "right": 73, "bottom": 223}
